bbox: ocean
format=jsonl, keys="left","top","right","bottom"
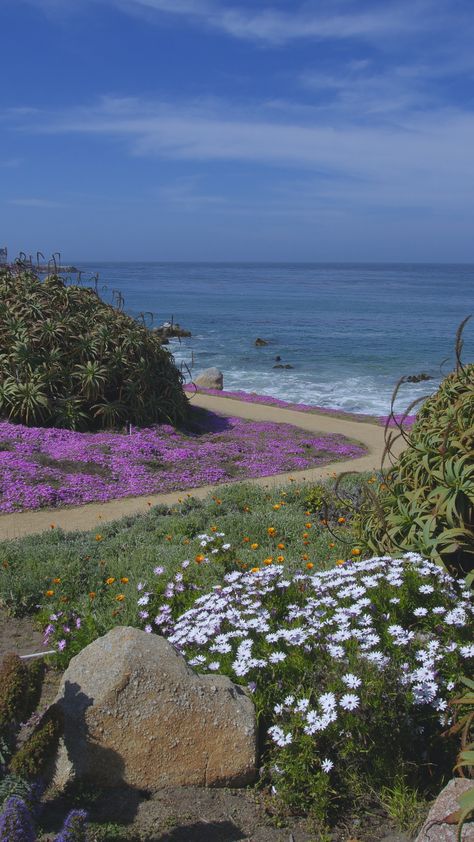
{"left": 75, "top": 262, "right": 474, "bottom": 417}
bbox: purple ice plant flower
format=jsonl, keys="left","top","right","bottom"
{"left": 0, "top": 411, "right": 366, "bottom": 513}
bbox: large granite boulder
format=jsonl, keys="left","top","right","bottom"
{"left": 194, "top": 368, "right": 224, "bottom": 390}
{"left": 53, "top": 627, "right": 257, "bottom": 791}
{"left": 415, "top": 778, "right": 474, "bottom": 841}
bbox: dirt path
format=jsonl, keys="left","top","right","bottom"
{"left": 0, "top": 393, "right": 404, "bottom": 541}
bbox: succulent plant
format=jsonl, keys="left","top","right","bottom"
{"left": 356, "top": 330, "right": 473, "bottom": 578}
{"left": 0, "top": 267, "right": 188, "bottom": 430}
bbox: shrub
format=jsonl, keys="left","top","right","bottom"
{"left": 10, "top": 708, "right": 62, "bottom": 781}
{"left": 147, "top": 547, "right": 473, "bottom": 821}
{"left": 0, "top": 267, "right": 188, "bottom": 430}
{"left": 356, "top": 358, "right": 474, "bottom": 578}
{"left": 0, "top": 656, "right": 29, "bottom": 738}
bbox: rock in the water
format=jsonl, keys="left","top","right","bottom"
{"left": 406, "top": 372, "right": 433, "bottom": 383}
{"left": 273, "top": 363, "right": 294, "bottom": 369}
{"left": 53, "top": 627, "right": 257, "bottom": 791}
{"left": 415, "top": 778, "right": 474, "bottom": 841}
{"left": 194, "top": 367, "right": 224, "bottom": 390}
{"left": 255, "top": 338, "right": 268, "bottom": 346}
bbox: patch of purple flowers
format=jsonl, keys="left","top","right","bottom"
{"left": 183, "top": 385, "right": 417, "bottom": 428}
{"left": 54, "top": 809, "right": 88, "bottom": 842}
{"left": 0, "top": 796, "right": 35, "bottom": 842}
{"left": 0, "top": 411, "right": 366, "bottom": 513}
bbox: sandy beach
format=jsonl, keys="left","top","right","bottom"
{"left": 0, "top": 391, "right": 405, "bottom": 540}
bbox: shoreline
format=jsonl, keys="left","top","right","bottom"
{"left": 183, "top": 384, "right": 417, "bottom": 427}
{"left": 0, "top": 391, "right": 405, "bottom": 540}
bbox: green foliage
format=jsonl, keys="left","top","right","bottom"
{"left": 10, "top": 707, "right": 62, "bottom": 780}
{"left": 444, "top": 674, "right": 474, "bottom": 781}
{"left": 0, "top": 479, "right": 361, "bottom": 618}
{"left": 0, "top": 655, "right": 29, "bottom": 737}
{"left": 379, "top": 776, "right": 427, "bottom": 836}
{"left": 357, "top": 359, "right": 474, "bottom": 577}
{"left": 0, "top": 267, "right": 188, "bottom": 429}
{"left": 0, "top": 774, "right": 35, "bottom": 812}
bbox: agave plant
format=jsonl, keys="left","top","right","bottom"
{"left": 0, "top": 267, "right": 188, "bottom": 430}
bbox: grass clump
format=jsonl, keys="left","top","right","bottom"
{"left": 0, "top": 267, "right": 188, "bottom": 430}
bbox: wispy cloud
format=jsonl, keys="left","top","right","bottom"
{"left": 159, "top": 176, "right": 229, "bottom": 211}
{"left": 20, "top": 0, "right": 424, "bottom": 44}
{"left": 0, "top": 157, "right": 23, "bottom": 168}
{"left": 11, "top": 94, "right": 474, "bottom": 212}
{"left": 8, "top": 197, "right": 67, "bottom": 208}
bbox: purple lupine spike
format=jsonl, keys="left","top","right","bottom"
{"left": 54, "top": 809, "right": 88, "bottom": 842}
{"left": 0, "top": 796, "right": 36, "bottom": 842}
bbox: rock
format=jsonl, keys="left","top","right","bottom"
{"left": 415, "top": 778, "right": 474, "bottom": 841}
{"left": 406, "top": 372, "right": 433, "bottom": 383}
{"left": 53, "top": 627, "right": 257, "bottom": 792}
{"left": 273, "top": 364, "right": 294, "bottom": 369}
{"left": 284, "top": 364, "right": 294, "bottom": 369}
{"left": 194, "top": 367, "right": 224, "bottom": 390}
{"left": 255, "top": 338, "right": 268, "bottom": 346}
{"left": 152, "top": 323, "right": 191, "bottom": 339}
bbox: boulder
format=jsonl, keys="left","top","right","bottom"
{"left": 53, "top": 627, "right": 257, "bottom": 791}
{"left": 255, "top": 338, "right": 268, "bottom": 346}
{"left": 194, "top": 367, "right": 224, "bottom": 390}
{"left": 415, "top": 778, "right": 474, "bottom": 841}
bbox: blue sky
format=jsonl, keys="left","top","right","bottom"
{"left": 1, "top": 0, "right": 474, "bottom": 261}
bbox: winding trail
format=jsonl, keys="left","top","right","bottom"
{"left": 0, "top": 393, "right": 405, "bottom": 540}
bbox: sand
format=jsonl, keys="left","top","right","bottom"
{"left": 0, "top": 392, "right": 406, "bottom": 540}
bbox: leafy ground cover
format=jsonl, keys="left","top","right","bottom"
{"left": 0, "top": 407, "right": 366, "bottom": 513}
{"left": 0, "top": 478, "right": 365, "bottom": 617}
{"left": 1, "top": 478, "right": 472, "bottom": 840}
{"left": 184, "top": 385, "right": 417, "bottom": 427}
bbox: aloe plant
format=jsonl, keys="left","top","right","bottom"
{"left": 355, "top": 317, "right": 473, "bottom": 578}
{"left": 0, "top": 267, "right": 188, "bottom": 430}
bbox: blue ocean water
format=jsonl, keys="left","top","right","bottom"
{"left": 75, "top": 262, "right": 474, "bottom": 416}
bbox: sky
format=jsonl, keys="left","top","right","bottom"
{"left": 1, "top": 0, "right": 474, "bottom": 262}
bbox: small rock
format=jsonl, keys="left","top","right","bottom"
{"left": 415, "top": 778, "right": 474, "bottom": 841}
{"left": 194, "top": 367, "right": 224, "bottom": 390}
{"left": 406, "top": 372, "right": 433, "bottom": 383}
{"left": 53, "top": 627, "right": 257, "bottom": 791}
{"left": 255, "top": 338, "right": 268, "bottom": 346}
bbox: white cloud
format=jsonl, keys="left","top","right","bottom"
{"left": 20, "top": 0, "right": 422, "bottom": 44}
{"left": 14, "top": 95, "right": 474, "bottom": 213}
